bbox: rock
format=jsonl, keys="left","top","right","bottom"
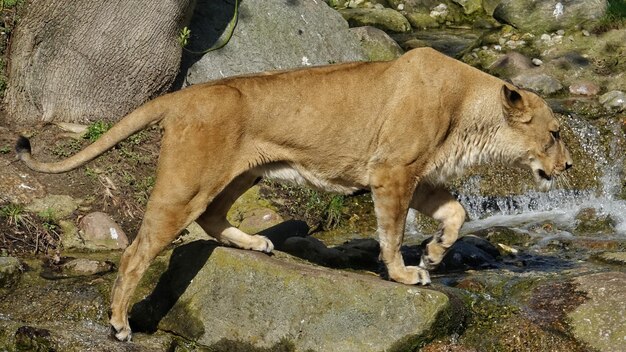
{"left": 339, "top": 8, "right": 412, "bottom": 33}
{"left": 0, "top": 163, "right": 46, "bottom": 205}
{"left": 568, "top": 272, "right": 626, "bottom": 352}
{"left": 451, "top": 0, "right": 482, "bottom": 15}
{"left": 493, "top": 0, "right": 608, "bottom": 33}
{"left": 40, "top": 257, "right": 115, "bottom": 279}
{"left": 595, "top": 251, "right": 626, "bottom": 265}
{"left": 472, "top": 226, "right": 532, "bottom": 247}
{"left": 599, "top": 90, "right": 626, "bottom": 111}
{"left": 237, "top": 207, "right": 283, "bottom": 235}
{"left": 25, "top": 194, "right": 79, "bottom": 219}
{"left": 142, "top": 242, "right": 458, "bottom": 351}
{"left": 569, "top": 81, "right": 601, "bottom": 96}
{"left": 573, "top": 207, "right": 616, "bottom": 236}
{"left": 183, "top": 0, "right": 366, "bottom": 86}
{"left": 512, "top": 72, "right": 563, "bottom": 95}
{"left": 350, "top": 26, "right": 404, "bottom": 61}
{"left": 488, "top": 51, "right": 534, "bottom": 77}
{"left": 0, "top": 256, "right": 21, "bottom": 288}
{"left": 393, "top": 31, "right": 480, "bottom": 58}
{"left": 77, "top": 212, "right": 129, "bottom": 250}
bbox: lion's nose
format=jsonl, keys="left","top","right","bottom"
{"left": 565, "top": 162, "right": 573, "bottom": 170}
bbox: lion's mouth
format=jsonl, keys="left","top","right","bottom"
{"left": 536, "top": 169, "right": 552, "bottom": 181}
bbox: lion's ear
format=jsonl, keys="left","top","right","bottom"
{"left": 501, "top": 85, "right": 531, "bottom": 123}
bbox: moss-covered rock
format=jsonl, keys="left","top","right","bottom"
{"left": 350, "top": 26, "right": 405, "bottom": 61}
{"left": 154, "top": 243, "right": 457, "bottom": 351}
{"left": 568, "top": 272, "right": 626, "bottom": 352}
{"left": 339, "top": 7, "right": 412, "bottom": 32}
{"left": 0, "top": 256, "right": 21, "bottom": 288}
{"left": 573, "top": 207, "right": 616, "bottom": 236}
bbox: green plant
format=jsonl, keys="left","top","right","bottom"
{"left": 1, "top": 0, "right": 23, "bottom": 9}
{"left": 38, "top": 208, "right": 59, "bottom": 232}
{"left": 324, "top": 195, "right": 345, "bottom": 229}
{"left": 0, "top": 203, "right": 25, "bottom": 226}
{"left": 52, "top": 139, "right": 83, "bottom": 158}
{"left": 593, "top": 0, "right": 626, "bottom": 32}
{"left": 0, "top": 145, "right": 10, "bottom": 154}
{"left": 178, "top": 26, "right": 191, "bottom": 48}
{"left": 84, "top": 121, "right": 113, "bottom": 142}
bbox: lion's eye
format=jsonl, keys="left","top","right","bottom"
{"left": 550, "top": 130, "right": 560, "bottom": 140}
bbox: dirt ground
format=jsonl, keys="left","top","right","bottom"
{"left": 0, "top": 111, "right": 161, "bottom": 256}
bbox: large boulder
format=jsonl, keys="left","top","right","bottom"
{"left": 493, "top": 0, "right": 608, "bottom": 34}
{"left": 568, "top": 272, "right": 626, "bottom": 352}
{"left": 133, "top": 242, "right": 460, "bottom": 351}
{"left": 182, "top": 0, "right": 367, "bottom": 85}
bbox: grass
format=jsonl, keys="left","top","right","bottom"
{"left": 0, "top": 145, "right": 10, "bottom": 154}
{"left": 84, "top": 120, "right": 113, "bottom": 142}
{"left": 0, "top": 203, "right": 25, "bottom": 226}
{"left": 592, "top": 0, "right": 626, "bottom": 32}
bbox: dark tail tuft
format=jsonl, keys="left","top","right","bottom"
{"left": 15, "top": 136, "right": 32, "bottom": 156}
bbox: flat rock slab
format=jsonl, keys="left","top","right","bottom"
{"left": 147, "top": 242, "right": 453, "bottom": 351}
{"left": 568, "top": 272, "right": 626, "bottom": 352}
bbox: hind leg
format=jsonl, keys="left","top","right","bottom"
{"left": 109, "top": 177, "right": 215, "bottom": 341}
{"left": 196, "top": 172, "right": 273, "bottom": 252}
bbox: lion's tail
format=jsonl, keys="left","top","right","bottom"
{"left": 16, "top": 98, "right": 166, "bottom": 174}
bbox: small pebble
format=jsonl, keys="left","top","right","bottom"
{"left": 532, "top": 58, "right": 543, "bottom": 66}
{"left": 582, "top": 29, "right": 590, "bottom": 36}
{"left": 397, "top": 4, "right": 404, "bottom": 10}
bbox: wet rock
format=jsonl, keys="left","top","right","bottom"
{"left": 599, "top": 90, "right": 626, "bottom": 111}
{"left": 568, "top": 272, "right": 626, "bottom": 352}
{"left": 595, "top": 251, "right": 626, "bottom": 265}
{"left": 472, "top": 226, "right": 532, "bottom": 248}
{"left": 280, "top": 237, "right": 380, "bottom": 270}
{"left": 393, "top": 31, "right": 480, "bottom": 58}
{"left": 0, "top": 163, "right": 46, "bottom": 204}
{"left": 40, "top": 257, "right": 115, "bottom": 279}
{"left": 512, "top": 72, "right": 563, "bottom": 95}
{"left": 147, "top": 242, "right": 458, "bottom": 351}
{"left": 451, "top": 0, "right": 482, "bottom": 15}
{"left": 493, "top": 0, "right": 608, "bottom": 33}
{"left": 569, "top": 81, "right": 601, "bottom": 96}
{"left": 76, "top": 212, "right": 129, "bottom": 250}
{"left": 14, "top": 326, "right": 54, "bottom": 352}
{"left": 401, "top": 235, "right": 501, "bottom": 273}
{"left": 339, "top": 8, "right": 412, "bottom": 33}
{"left": 25, "top": 194, "right": 79, "bottom": 219}
{"left": 184, "top": 0, "right": 366, "bottom": 85}
{"left": 573, "top": 207, "right": 616, "bottom": 236}
{"left": 350, "top": 26, "right": 404, "bottom": 61}
{"left": 0, "top": 256, "right": 21, "bottom": 288}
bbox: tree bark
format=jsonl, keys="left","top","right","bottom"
{"left": 5, "top": 0, "right": 194, "bottom": 124}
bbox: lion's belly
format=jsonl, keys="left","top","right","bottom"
{"left": 252, "top": 162, "right": 364, "bottom": 195}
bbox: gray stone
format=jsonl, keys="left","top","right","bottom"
{"left": 512, "top": 72, "right": 563, "bottom": 95}
{"left": 0, "top": 256, "right": 21, "bottom": 288}
{"left": 488, "top": 51, "right": 534, "bottom": 77}
{"left": 154, "top": 244, "right": 456, "bottom": 351}
{"left": 183, "top": 0, "right": 366, "bottom": 86}
{"left": 25, "top": 194, "right": 79, "bottom": 219}
{"left": 76, "top": 212, "right": 129, "bottom": 250}
{"left": 493, "top": 0, "right": 608, "bottom": 33}
{"left": 350, "top": 26, "right": 404, "bottom": 61}
{"left": 568, "top": 272, "right": 626, "bottom": 352}
{"left": 339, "top": 8, "right": 412, "bottom": 33}
{"left": 237, "top": 207, "right": 283, "bottom": 235}
{"left": 599, "top": 90, "right": 626, "bottom": 111}
{"left": 451, "top": 0, "right": 482, "bottom": 15}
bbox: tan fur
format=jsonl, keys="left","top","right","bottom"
{"left": 16, "top": 48, "right": 572, "bottom": 341}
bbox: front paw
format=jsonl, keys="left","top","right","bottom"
{"left": 389, "top": 265, "right": 431, "bottom": 285}
{"left": 419, "top": 255, "right": 438, "bottom": 271}
{"left": 110, "top": 322, "right": 132, "bottom": 342}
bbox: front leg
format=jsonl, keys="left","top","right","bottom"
{"left": 371, "top": 166, "right": 430, "bottom": 285}
{"left": 410, "top": 183, "right": 466, "bottom": 270}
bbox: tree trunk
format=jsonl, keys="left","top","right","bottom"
{"left": 4, "top": 0, "right": 194, "bottom": 124}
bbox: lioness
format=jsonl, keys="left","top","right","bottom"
{"left": 16, "top": 48, "right": 572, "bottom": 341}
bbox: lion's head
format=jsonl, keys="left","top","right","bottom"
{"left": 499, "top": 85, "right": 573, "bottom": 191}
